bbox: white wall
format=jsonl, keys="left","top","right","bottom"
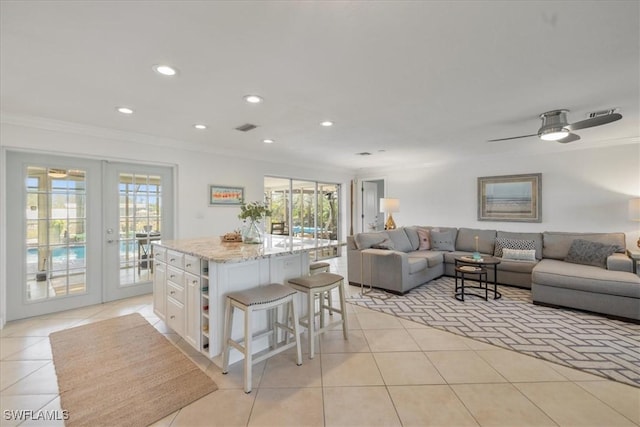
{"left": 0, "top": 121, "right": 354, "bottom": 326}
{"left": 357, "top": 143, "right": 640, "bottom": 249}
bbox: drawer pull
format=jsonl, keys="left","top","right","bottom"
{"left": 186, "top": 263, "right": 192, "bottom": 267}
{"left": 170, "top": 315, "right": 175, "bottom": 319}
{"left": 170, "top": 290, "right": 175, "bottom": 295}
{"left": 170, "top": 258, "right": 176, "bottom": 262}
{"left": 170, "top": 274, "right": 175, "bottom": 279}
{"left": 192, "top": 280, "right": 198, "bottom": 284}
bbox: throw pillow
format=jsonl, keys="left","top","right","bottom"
{"left": 430, "top": 230, "right": 456, "bottom": 252}
{"left": 502, "top": 248, "right": 537, "bottom": 261}
{"left": 371, "top": 238, "right": 395, "bottom": 250}
{"left": 564, "top": 239, "right": 621, "bottom": 269}
{"left": 417, "top": 227, "right": 431, "bottom": 250}
{"left": 494, "top": 237, "right": 536, "bottom": 258}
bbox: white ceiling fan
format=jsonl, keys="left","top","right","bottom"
{"left": 488, "top": 109, "right": 623, "bottom": 143}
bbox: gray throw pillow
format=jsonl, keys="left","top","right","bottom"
{"left": 430, "top": 230, "right": 456, "bottom": 252}
{"left": 564, "top": 239, "right": 621, "bottom": 269}
{"left": 371, "top": 238, "right": 395, "bottom": 250}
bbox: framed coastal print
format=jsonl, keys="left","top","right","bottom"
{"left": 478, "top": 173, "right": 541, "bottom": 222}
{"left": 209, "top": 185, "right": 244, "bottom": 205}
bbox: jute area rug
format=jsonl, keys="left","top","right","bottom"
{"left": 347, "top": 276, "right": 640, "bottom": 388}
{"left": 50, "top": 313, "right": 217, "bottom": 426}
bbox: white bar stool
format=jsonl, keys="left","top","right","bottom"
{"left": 310, "top": 261, "right": 333, "bottom": 313}
{"left": 286, "top": 272, "right": 348, "bottom": 359}
{"left": 222, "top": 283, "right": 302, "bottom": 393}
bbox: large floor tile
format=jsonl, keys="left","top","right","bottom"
{"left": 363, "top": 328, "right": 421, "bottom": 352}
{"left": 0, "top": 337, "right": 45, "bottom": 360}
{"left": 0, "top": 360, "right": 50, "bottom": 391}
{"left": 452, "top": 383, "right": 557, "bottom": 426}
{"left": 1, "top": 362, "right": 59, "bottom": 395}
{"left": 249, "top": 387, "right": 324, "bottom": 427}
{"left": 407, "top": 327, "right": 472, "bottom": 351}
{"left": 260, "top": 352, "right": 322, "bottom": 388}
{"left": 0, "top": 394, "right": 58, "bottom": 427}
{"left": 319, "top": 329, "right": 370, "bottom": 353}
{"left": 373, "top": 352, "right": 445, "bottom": 385}
{"left": 575, "top": 380, "right": 640, "bottom": 425}
{"left": 355, "top": 311, "right": 405, "bottom": 329}
{"left": 515, "top": 382, "right": 636, "bottom": 426}
{"left": 388, "top": 385, "right": 479, "bottom": 427}
{"left": 323, "top": 386, "right": 401, "bottom": 427}
{"left": 170, "top": 389, "right": 254, "bottom": 427}
{"left": 205, "top": 359, "right": 267, "bottom": 391}
{"left": 426, "top": 350, "right": 507, "bottom": 384}
{"left": 476, "top": 349, "right": 567, "bottom": 382}
{"left": 321, "top": 353, "right": 384, "bottom": 386}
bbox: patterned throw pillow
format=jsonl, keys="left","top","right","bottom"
{"left": 494, "top": 237, "right": 536, "bottom": 258}
{"left": 564, "top": 239, "right": 621, "bottom": 269}
{"left": 417, "top": 227, "right": 431, "bottom": 250}
{"left": 502, "top": 248, "right": 537, "bottom": 261}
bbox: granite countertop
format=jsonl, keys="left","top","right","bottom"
{"left": 153, "top": 237, "right": 314, "bottom": 263}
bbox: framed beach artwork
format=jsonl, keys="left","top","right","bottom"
{"left": 477, "top": 173, "right": 541, "bottom": 222}
{"left": 209, "top": 185, "right": 244, "bottom": 206}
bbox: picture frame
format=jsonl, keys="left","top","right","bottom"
{"left": 209, "top": 185, "right": 244, "bottom": 206}
{"left": 478, "top": 173, "right": 541, "bottom": 222}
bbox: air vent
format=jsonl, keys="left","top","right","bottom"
{"left": 587, "top": 108, "right": 617, "bottom": 118}
{"left": 356, "top": 152, "right": 372, "bottom": 156}
{"left": 235, "top": 123, "right": 258, "bottom": 132}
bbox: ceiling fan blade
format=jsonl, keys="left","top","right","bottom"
{"left": 566, "top": 113, "right": 622, "bottom": 131}
{"left": 556, "top": 133, "right": 581, "bottom": 143}
{"left": 487, "top": 133, "right": 538, "bottom": 142}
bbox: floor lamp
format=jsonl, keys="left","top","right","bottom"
{"left": 380, "top": 198, "right": 399, "bottom": 230}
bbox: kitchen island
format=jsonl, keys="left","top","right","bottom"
{"left": 152, "top": 237, "right": 314, "bottom": 366}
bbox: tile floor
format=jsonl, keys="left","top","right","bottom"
{"left": 1, "top": 255, "right": 639, "bottom": 426}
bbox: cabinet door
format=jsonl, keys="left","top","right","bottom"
{"left": 153, "top": 262, "right": 166, "bottom": 321}
{"left": 185, "top": 272, "right": 201, "bottom": 350}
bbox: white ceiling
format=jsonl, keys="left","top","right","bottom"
{"left": 1, "top": 1, "right": 639, "bottom": 173}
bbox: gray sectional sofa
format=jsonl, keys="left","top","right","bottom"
{"left": 347, "top": 226, "right": 640, "bottom": 322}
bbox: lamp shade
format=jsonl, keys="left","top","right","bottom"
{"left": 629, "top": 198, "right": 640, "bottom": 221}
{"left": 380, "top": 198, "right": 400, "bottom": 213}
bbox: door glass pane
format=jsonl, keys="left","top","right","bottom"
{"left": 25, "top": 166, "right": 87, "bottom": 301}
{"left": 118, "top": 173, "right": 162, "bottom": 286}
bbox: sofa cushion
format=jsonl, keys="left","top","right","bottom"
{"left": 502, "top": 248, "right": 537, "bottom": 261}
{"left": 386, "top": 228, "right": 414, "bottom": 252}
{"left": 408, "top": 250, "right": 444, "bottom": 267}
{"left": 497, "top": 231, "right": 543, "bottom": 259}
{"left": 564, "top": 239, "right": 622, "bottom": 269}
{"left": 431, "top": 229, "right": 456, "bottom": 251}
{"left": 543, "top": 232, "right": 626, "bottom": 260}
{"left": 456, "top": 228, "right": 496, "bottom": 254}
{"left": 355, "top": 232, "right": 389, "bottom": 250}
{"left": 497, "top": 259, "right": 537, "bottom": 274}
{"left": 494, "top": 237, "right": 536, "bottom": 258}
{"left": 532, "top": 259, "right": 640, "bottom": 298}
{"left": 408, "top": 257, "right": 428, "bottom": 274}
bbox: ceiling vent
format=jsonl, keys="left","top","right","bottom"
{"left": 235, "top": 123, "right": 257, "bottom": 132}
{"left": 587, "top": 108, "right": 617, "bottom": 118}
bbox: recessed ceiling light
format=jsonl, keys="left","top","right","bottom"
{"left": 116, "top": 107, "right": 134, "bottom": 115}
{"left": 321, "top": 121, "right": 334, "bottom": 127}
{"left": 244, "top": 95, "right": 263, "bottom": 104}
{"left": 194, "top": 124, "right": 207, "bottom": 130}
{"left": 153, "top": 64, "right": 177, "bottom": 76}
{"left": 263, "top": 139, "right": 275, "bottom": 144}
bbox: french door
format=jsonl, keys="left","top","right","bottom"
{"left": 5, "top": 152, "right": 173, "bottom": 321}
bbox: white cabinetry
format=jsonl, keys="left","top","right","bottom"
{"left": 153, "top": 247, "right": 209, "bottom": 354}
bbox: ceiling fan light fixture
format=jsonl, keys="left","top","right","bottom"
{"left": 539, "top": 127, "right": 570, "bottom": 141}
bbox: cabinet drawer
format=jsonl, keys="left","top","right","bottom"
{"left": 167, "top": 281, "right": 185, "bottom": 304}
{"left": 154, "top": 246, "right": 167, "bottom": 263}
{"left": 184, "top": 255, "right": 201, "bottom": 276}
{"left": 185, "top": 272, "right": 201, "bottom": 289}
{"left": 166, "top": 266, "right": 184, "bottom": 285}
{"left": 166, "top": 298, "right": 185, "bottom": 336}
{"left": 167, "top": 250, "right": 184, "bottom": 269}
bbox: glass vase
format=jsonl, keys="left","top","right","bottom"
{"left": 242, "top": 220, "right": 262, "bottom": 244}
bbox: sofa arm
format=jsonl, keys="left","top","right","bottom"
{"left": 607, "top": 252, "right": 633, "bottom": 273}
{"left": 361, "top": 249, "right": 409, "bottom": 292}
